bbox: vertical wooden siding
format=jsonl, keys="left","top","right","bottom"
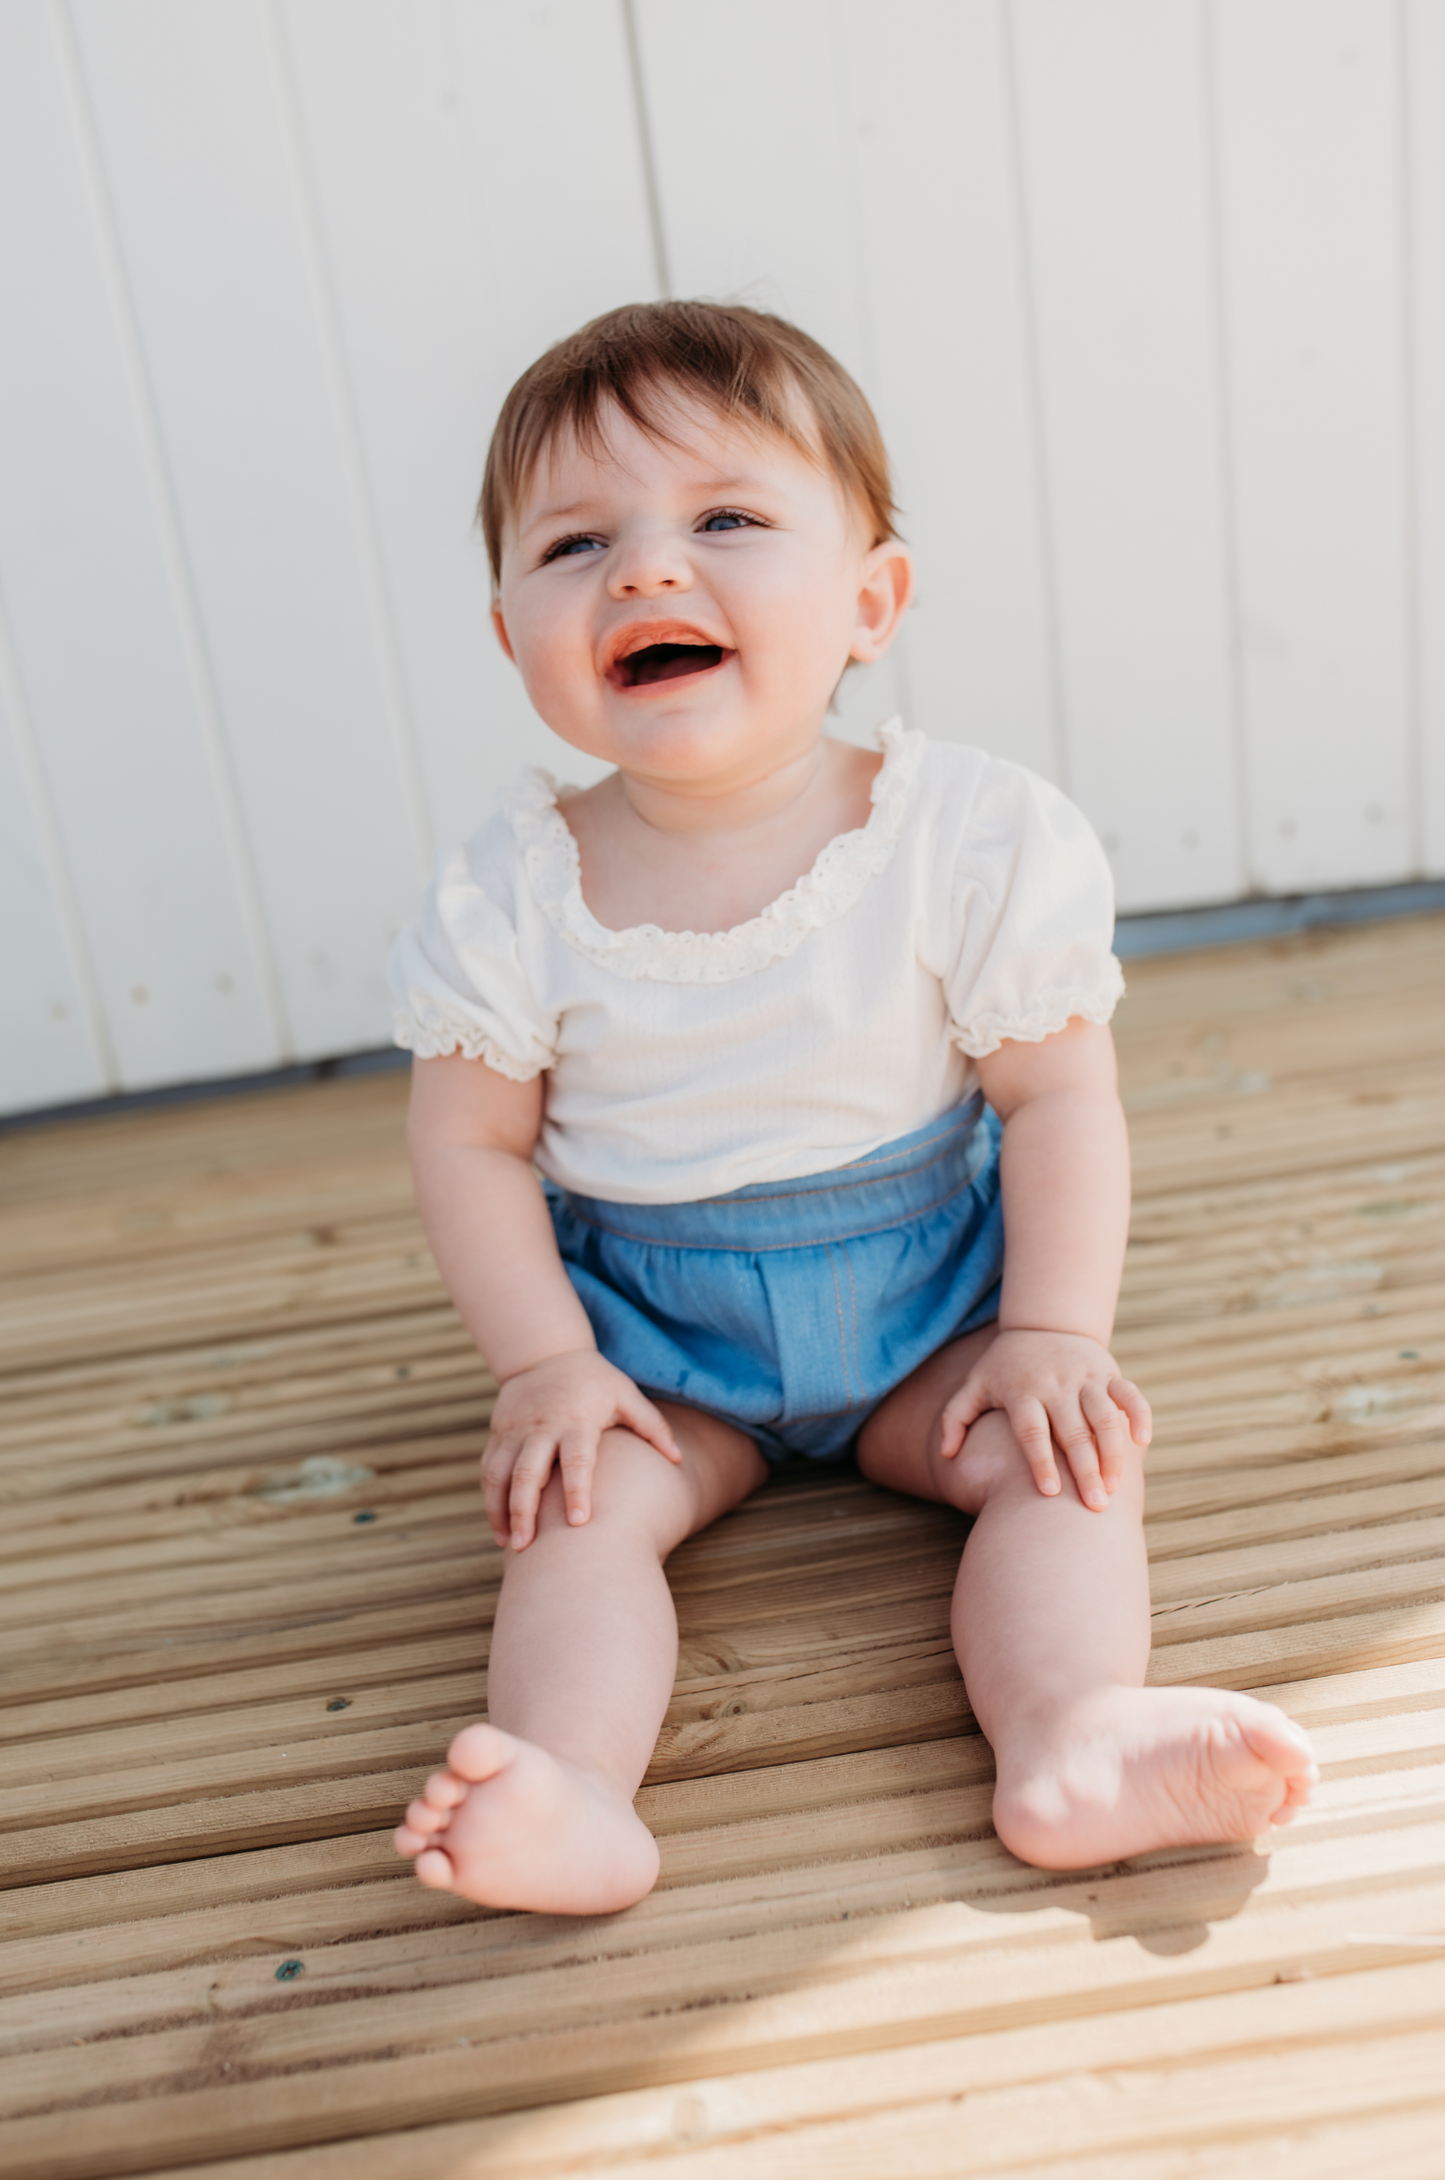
{"left": 2, "top": 0, "right": 1442, "bottom": 1113}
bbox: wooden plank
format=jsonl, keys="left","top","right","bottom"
{"left": 10, "top": 1794, "right": 1445, "bottom": 2048}
{"left": 0, "top": 1637, "right": 490, "bottom": 1752}
{"left": 0, "top": 1716, "right": 475, "bottom": 1840}
{"left": 0, "top": 1832, "right": 404, "bottom": 1946}
{"left": 1150, "top": 1596, "right": 1445, "bottom": 1695}
{"left": 1125, "top": 1059, "right": 1445, "bottom": 1191}
{"left": 0, "top": 1458, "right": 478, "bottom": 1565}
{"left": 14, "top": 1812, "right": 1445, "bottom": 2081}
{"left": 1147, "top": 1512, "right": 1445, "bottom": 1612}
{"left": 1115, "top": 915, "right": 1445, "bottom": 1010}
{"left": 482, "top": 2029, "right": 1445, "bottom": 2179}
{"left": 0, "top": 1666, "right": 487, "bottom": 1784}
{"left": 1145, "top": 1465, "right": 1445, "bottom": 1560}
{"left": 0, "top": 1366, "right": 492, "bottom": 1484}
{"left": 0, "top": 1299, "right": 462, "bottom": 1412}
{"left": 0, "top": 1389, "right": 494, "bottom": 1503}
{"left": 10, "top": 1868, "right": 1445, "bottom": 2176}
{"left": 101, "top": 1957, "right": 1445, "bottom": 2178}
{"left": 0, "top": 1674, "right": 969, "bottom": 1807}
{"left": 0, "top": 1592, "right": 495, "bottom": 1711}
{"left": 0, "top": 1733, "right": 991, "bottom": 1889}
{"left": 0, "top": 1479, "right": 484, "bottom": 1590}
{"left": 0, "top": 1765, "right": 429, "bottom": 1890}
{"left": 1211, "top": 0, "right": 1413, "bottom": 892}
{"left": 1255, "top": 1653, "right": 1445, "bottom": 1728}
{"left": 0, "top": 1073, "right": 409, "bottom": 1207}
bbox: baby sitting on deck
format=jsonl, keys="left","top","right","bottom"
{"left": 387, "top": 300, "right": 1317, "bottom": 1913}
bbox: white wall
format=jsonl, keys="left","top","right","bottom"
{"left": 2, "top": 0, "right": 1441, "bottom": 1113}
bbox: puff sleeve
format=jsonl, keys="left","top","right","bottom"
{"left": 941, "top": 759, "right": 1124, "bottom": 1059}
{"left": 388, "top": 825, "right": 559, "bottom": 1080}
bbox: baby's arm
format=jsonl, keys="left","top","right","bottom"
{"left": 943, "top": 1019, "right": 1151, "bottom": 1509}
{"left": 407, "top": 1056, "right": 679, "bottom": 1549}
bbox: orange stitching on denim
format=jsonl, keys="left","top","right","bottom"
{"left": 843, "top": 1244, "right": 863, "bottom": 1405}
{"left": 826, "top": 1244, "right": 857, "bottom": 1411}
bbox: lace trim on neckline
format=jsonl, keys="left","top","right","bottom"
{"left": 503, "top": 719, "right": 922, "bottom": 984}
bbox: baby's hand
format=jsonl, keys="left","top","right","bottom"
{"left": 940, "top": 1329, "right": 1151, "bottom": 1511}
{"left": 482, "top": 1350, "right": 680, "bottom": 1550}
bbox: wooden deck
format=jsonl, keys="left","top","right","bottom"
{"left": 3, "top": 915, "right": 1445, "bottom": 2180}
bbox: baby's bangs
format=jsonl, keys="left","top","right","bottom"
{"left": 507, "top": 349, "right": 817, "bottom": 511}
{"left": 480, "top": 300, "right": 898, "bottom": 581}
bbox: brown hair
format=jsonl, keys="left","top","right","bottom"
{"left": 478, "top": 299, "right": 898, "bottom": 582}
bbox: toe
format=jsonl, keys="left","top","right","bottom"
{"left": 414, "top": 1846, "right": 455, "bottom": 1891}
{"left": 1282, "top": 1767, "right": 1317, "bottom": 1811}
{"left": 1242, "top": 1702, "right": 1315, "bottom": 1774}
{"left": 447, "top": 1721, "right": 516, "bottom": 1783}
{"left": 393, "top": 1822, "right": 430, "bottom": 1857}
{"left": 403, "top": 1796, "right": 448, "bottom": 1834}
{"left": 422, "top": 1768, "right": 468, "bottom": 1810}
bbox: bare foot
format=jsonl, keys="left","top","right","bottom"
{"left": 991, "top": 1686, "right": 1319, "bottom": 1870}
{"left": 393, "top": 1722, "right": 661, "bottom": 1913}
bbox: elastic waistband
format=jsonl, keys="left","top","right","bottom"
{"left": 556, "top": 1096, "right": 993, "bottom": 1252}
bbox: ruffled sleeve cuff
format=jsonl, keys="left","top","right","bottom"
{"left": 388, "top": 834, "right": 559, "bottom": 1078}
{"left": 390, "top": 1003, "right": 545, "bottom": 1079}
{"left": 951, "top": 954, "right": 1126, "bottom": 1059}
{"left": 942, "top": 758, "right": 1125, "bottom": 1059}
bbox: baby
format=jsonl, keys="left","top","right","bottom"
{"left": 389, "top": 300, "right": 1316, "bottom": 1914}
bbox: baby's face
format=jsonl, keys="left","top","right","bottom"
{"left": 492, "top": 397, "right": 909, "bottom": 794}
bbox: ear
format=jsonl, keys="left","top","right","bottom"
{"left": 850, "top": 539, "right": 914, "bottom": 664}
{"left": 491, "top": 599, "right": 517, "bottom": 664}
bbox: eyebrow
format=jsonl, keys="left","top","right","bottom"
{"left": 521, "top": 475, "right": 780, "bottom": 533}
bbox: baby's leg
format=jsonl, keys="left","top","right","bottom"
{"left": 858, "top": 1332, "right": 1317, "bottom": 1868}
{"left": 395, "top": 1407, "right": 766, "bottom": 1913}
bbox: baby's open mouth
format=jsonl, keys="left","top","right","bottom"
{"left": 610, "top": 641, "right": 728, "bottom": 690}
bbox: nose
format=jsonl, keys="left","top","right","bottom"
{"left": 606, "top": 525, "right": 692, "bottom": 600}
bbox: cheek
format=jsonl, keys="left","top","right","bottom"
{"left": 735, "top": 561, "right": 857, "bottom": 672}
{"left": 504, "top": 595, "right": 593, "bottom": 700}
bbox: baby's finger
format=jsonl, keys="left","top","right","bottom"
{"left": 556, "top": 1427, "right": 598, "bottom": 1527}
{"left": 1109, "top": 1376, "right": 1153, "bottom": 1447}
{"left": 506, "top": 1430, "right": 559, "bottom": 1550}
{"left": 1080, "top": 1381, "right": 1131, "bottom": 1490}
{"left": 1052, "top": 1404, "right": 1108, "bottom": 1511}
{"left": 480, "top": 1436, "right": 520, "bottom": 1546}
{"left": 1007, "top": 1396, "right": 1060, "bottom": 1495}
{"left": 617, "top": 1383, "right": 683, "bottom": 1464}
{"left": 938, "top": 1375, "right": 989, "bottom": 1458}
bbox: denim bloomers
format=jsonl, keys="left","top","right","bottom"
{"left": 546, "top": 1097, "right": 1004, "bottom": 1462}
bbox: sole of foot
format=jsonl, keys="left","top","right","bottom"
{"left": 393, "top": 1721, "right": 661, "bottom": 1914}
{"left": 991, "top": 1685, "right": 1319, "bottom": 1871}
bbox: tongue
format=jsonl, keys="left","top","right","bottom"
{"left": 629, "top": 642, "right": 723, "bottom": 686}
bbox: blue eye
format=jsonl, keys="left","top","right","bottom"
{"left": 700, "top": 509, "right": 756, "bottom": 532}
{"left": 544, "top": 534, "right": 604, "bottom": 562}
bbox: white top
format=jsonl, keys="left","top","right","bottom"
{"left": 389, "top": 721, "right": 1124, "bottom": 1205}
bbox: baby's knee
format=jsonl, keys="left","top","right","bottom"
{"left": 547, "top": 1425, "right": 695, "bottom": 1539}
{"left": 970, "top": 1409, "right": 1147, "bottom": 1516}
{"left": 943, "top": 1408, "right": 1020, "bottom": 1505}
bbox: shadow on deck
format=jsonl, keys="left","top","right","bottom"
{"left": 3, "top": 914, "right": 1445, "bottom": 2179}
